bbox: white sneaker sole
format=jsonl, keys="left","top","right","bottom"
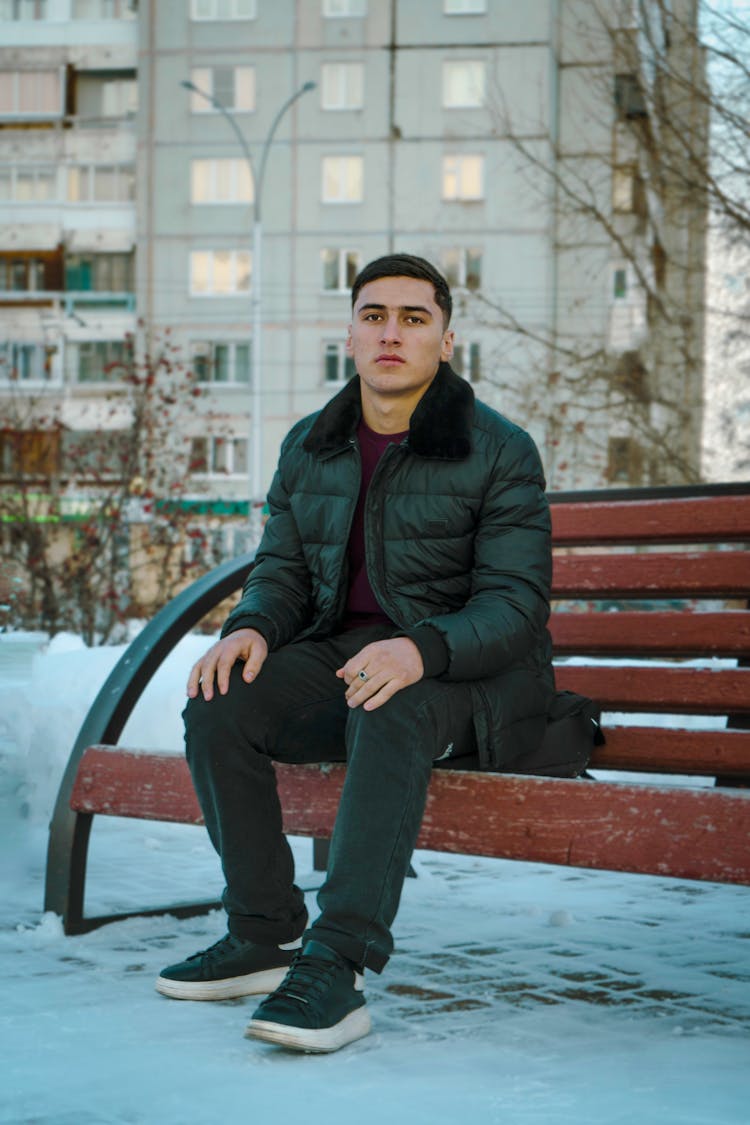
{"left": 154, "top": 966, "right": 288, "bottom": 1001}
{"left": 245, "top": 1006, "right": 372, "bottom": 1053}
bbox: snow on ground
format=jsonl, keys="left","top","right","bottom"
{"left": 1, "top": 632, "right": 749, "bottom": 1125}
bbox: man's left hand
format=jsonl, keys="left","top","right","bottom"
{"left": 336, "top": 637, "right": 424, "bottom": 711}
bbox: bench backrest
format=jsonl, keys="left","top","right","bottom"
{"left": 547, "top": 491, "right": 750, "bottom": 780}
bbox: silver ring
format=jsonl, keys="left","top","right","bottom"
{"left": 357, "top": 669, "right": 369, "bottom": 683}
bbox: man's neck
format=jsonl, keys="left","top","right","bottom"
{"left": 359, "top": 384, "right": 430, "bottom": 435}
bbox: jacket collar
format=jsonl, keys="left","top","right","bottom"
{"left": 303, "top": 362, "right": 475, "bottom": 460}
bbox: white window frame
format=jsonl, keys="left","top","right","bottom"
{"left": 190, "top": 250, "right": 252, "bottom": 296}
{"left": 190, "top": 159, "right": 254, "bottom": 204}
{"left": 189, "top": 66, "right": 256, "bottom": 113}
{"left": 191, "top": 339, "right": 252, "bottom": 385}
{"left": 0, "top": 68, "right": 64, "bottom": 118}
{"left": 67, "top": 164, "right": 135, "bottom": 203}
{"left": 321, "top": 248, "right": 361, "bottom": 294}
{"left": 323, "top": 341, "right": 356, "bottom": 385}
{"left": 0, "top": 164, "right": 58, "bottom": 202}
{"left": 444, "top": 0, "right": 487, "bottom": 13}
{"left": 190, "top": 0, "right": 257, "bottom": 20}
{"left": 440, "top": 247, "right": 482, "bottom": 290}
{"left": 321, "top": 62, "right": 364, "bottom": 110}
{"left": 321, "top": 155, "right": 364, "bottom": 204}
{"left": 452, "top": 340, "right": 482, "bottom": 384}
{"left": 190, "top": 435, "right": 249, "bottom": 477}
{"left": 0, "top": 1, "right": 48, "bottom": 18}
{"left": 322, "top": 0, "right": 366, "bottom": 17}
{"left": 442, "top": 154, "right": 484, "bottom": 201}
{"left": 442, "top": 60, "right": 486, "bottom": 108}
{"left": 73, "top": 340, "right": 132, "bottom": 384}
{"left": 0, "top": 341, "right": 52, "bottom": 384}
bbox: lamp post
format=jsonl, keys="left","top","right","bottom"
{"left": 181, "top": 78, "right": 316, "bottom": 537}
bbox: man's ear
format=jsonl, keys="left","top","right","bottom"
{"left": 440, "top": 329, "right": 455, "bottom": 361}
{"left": 345, "top": 326, "right": 354, "bottom": 355}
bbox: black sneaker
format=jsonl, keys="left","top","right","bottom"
{"left": 155, "top": 932, "right": 303, "bottom": 1001}
{"left": 245, "top": 939, "right": 371, "bottom": 1053}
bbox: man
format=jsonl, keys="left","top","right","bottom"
{"left": 156, "top": 254, "right": 554, "bottom": 1053}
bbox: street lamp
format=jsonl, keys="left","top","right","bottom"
{"left": 181, "top": 77, "right": 316, "bottom": 537}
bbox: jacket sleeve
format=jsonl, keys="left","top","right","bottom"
{"left": 220, "top": 452, "right": 313, "bottom": 650}
{"left": 404, "top": 428, "right": 551, "bottom": 681}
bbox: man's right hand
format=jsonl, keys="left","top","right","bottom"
{"left": 186, "top": 628, "right": 269, "bottom": 701}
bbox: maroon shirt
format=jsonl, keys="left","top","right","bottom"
{"left": 342, "top": 419, "right": 408, "bottom": 630}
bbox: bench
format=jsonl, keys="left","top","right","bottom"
{"left": 45, "top": 484, "right": 750, "bottom": 935}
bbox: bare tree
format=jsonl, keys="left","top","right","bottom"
{"left": 472, "top": 0, "right": 748, "bottom": 488}
{"left": 0, "top": 331, "right": 218, "bottom": 644}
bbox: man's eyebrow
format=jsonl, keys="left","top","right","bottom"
{"left": 357, "top": 303, "right": 434, "bottom": 317}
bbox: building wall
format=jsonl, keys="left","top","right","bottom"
{"left": 1, "top": 0, "right": 708, "bottom": 546}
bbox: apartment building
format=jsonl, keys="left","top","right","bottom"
{"left": 1, "top": 0, "right": 708, "bottom": 576}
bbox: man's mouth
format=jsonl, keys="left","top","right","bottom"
{"left": 376, "top": 354, "right": 405, "bottom": 364}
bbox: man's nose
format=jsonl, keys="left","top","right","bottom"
{"left": 380, "top": 316, "right": 401, "bottom": 344}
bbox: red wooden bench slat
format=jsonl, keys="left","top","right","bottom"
{"left": 551, "top": 495, "right": 750, "bottom": 545}
{"left": 69, "top": 748, "right": 750, "bottom": 885}
{"left": 554, "top": 665, "right": 750, "bottom": 713}
{"left": 550, "top": 611, "right": 750, "bottom": 656}
{"left": 552, "top": 551, "right": 750, "bottom": 599}
{"left": 592, "top": 726, "right": 750, "bottom": 776}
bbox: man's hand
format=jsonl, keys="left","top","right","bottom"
{"left": 187, "top": 628, "right": 269, "bottom": 702}
{"left": 336, "top": 637, "right": 424, "bottom": 711}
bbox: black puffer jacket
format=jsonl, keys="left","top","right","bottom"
{"left": 222, "top": 363, "right": 555, "bottom": 769}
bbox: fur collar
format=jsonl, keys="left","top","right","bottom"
{"left": 303, "top": 362, "right": 475, "bottom": 460}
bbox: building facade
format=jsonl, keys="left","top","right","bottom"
{"left": 1, "top": 0, "right": 708, "bottom": 580}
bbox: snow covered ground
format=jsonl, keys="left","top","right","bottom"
{"left": 1, "top": 631, "right": 749, "bottom": 1125}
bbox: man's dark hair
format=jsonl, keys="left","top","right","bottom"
{"left": 351, "top": 254, "right": 453, "bottom": 327}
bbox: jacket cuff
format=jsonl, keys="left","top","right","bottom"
{"left": 220, "top": 614, "right": 274, "bottom": 646}
{"left": 401, "top": 624, "right": 450, "bottom": 678}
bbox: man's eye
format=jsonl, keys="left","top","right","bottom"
{"left": 405, "top": 316, "right": 424, "bottom": 325}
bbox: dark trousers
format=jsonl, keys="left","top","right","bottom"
{"left": 183, "top": 624, "right": 477, "bottom": 973}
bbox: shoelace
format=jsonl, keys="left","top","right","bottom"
{"left": 274, "top": 952, "right": 340, "bottom": 1008}
{"left": 186, "top": 933, "right": 244, "bottom": 966}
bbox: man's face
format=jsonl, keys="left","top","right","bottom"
{"left": 346, "top": 276, "right": 454, "bottom": 402}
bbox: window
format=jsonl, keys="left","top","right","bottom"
{"left": 614, "top": 74, "right": 647, "bottom": 120}
{"left": 0, "top": 257, "right": 47, "bottom": 291}
{"left": 191, "top": 340, "right": 251, "bottom": 384}
{"left": 0, "top": 342, "right": 49, "bottom": 382}
{"left": 72, "top": 0, "right": 136, "bottom": 16}
{"left": 0, "top": 429, "right": 60, "bottom": 477}
{"left": 189, "top": 67, "right": 255, "bottom": 112}
{"left": 75, "top": 73, "right": 138, "bottom": 118}
{"left": 321, "top": 248, "right": 360, "bottom": 293}
{"left": 442, "top": 61, "right": 485, "bottom": 108}
{"left": 442, "top": 155, "right": 483, "bottom": 201}
{"left": 190, "top": 250, "right": 252, "bottom": 295}
{"left": 324, "top": 342, "right": 356, "bottom": 384}
{"left": 0, "top": 165, "right": 58, "bottom": 201}
{"left": 322, "top": 156, "right": 363, "bottom": 203}
{"left": 190, "top": 0, "right": 257, "bottom": 19}
{"left": 0, "top": 1, "right": 48, "bottom": 19}
{"left": 444, "top": 0, "right": 486, "bottom": 12}
{"left": 612, "top": 267, "right": 628, "bottom": 300}
{"left": 441, "top": 247, "right": 482, "bottom": 290}
{"left": 190, "top": 159, "right": 254, "bottom": 204}
{"left": 321, "top": 62, "right": 364, "bottom": 110}
{"left": 323, "top": 0, "right": 366, "bottom": 16}
{"left": 452, "top": 342, "right": 481, "bottom": 384}
{"left": 74, "top": 340, "right": 132, "bottom": 383}
{"left": 607, "top": 436, "right": 643, "bottom": 484}
{"left": 65, "top": 253, "right": 134, "bottom": 292}
{"left": 190, "top": 435, "right": 249, "bottom": 476}
{"left": 67, "top": 165, "right": 135, "bottom": 202}
{"left": 0, "top": 70, "right": 63, "bottom": 117}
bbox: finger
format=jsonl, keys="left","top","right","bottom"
{"left": 242, "top": 644, "right": 267, "bottom": 683}
{"left": 215, "top": 649, "right": 239, "bottom": 696}
{"left": 362, "top": 679, "right": 400, "bottom": 712}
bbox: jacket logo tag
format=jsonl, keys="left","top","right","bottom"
{"left": 426, "top": 519, "right": 449, "bottom": 535}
